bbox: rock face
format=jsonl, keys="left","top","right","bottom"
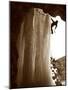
{"left": 50, "top": 56, "right": 66, "bottom": 85}
{"left": 10, "top": 2, "right": 66, "bottom": 88}
{"left": 55, "top": 56, "right": 66, "bottom": 84}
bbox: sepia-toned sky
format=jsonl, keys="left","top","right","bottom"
{"left": 50, "top": 16, "right": 65, "bottom": 60}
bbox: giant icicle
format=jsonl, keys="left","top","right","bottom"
{"left": 16, "top": 8, "right": 54, "bottom": 87}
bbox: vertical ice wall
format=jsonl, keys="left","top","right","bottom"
{"left": 16, "top": 8, "right": 53, "bottom": 87}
